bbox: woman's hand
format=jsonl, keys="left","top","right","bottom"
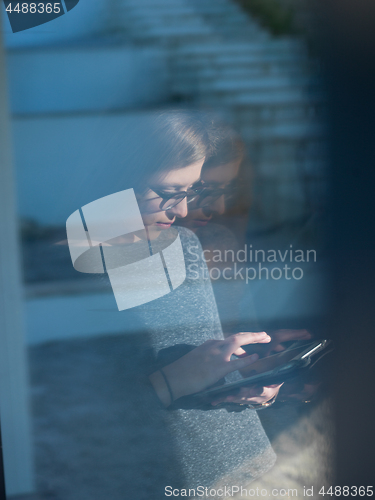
{"left": 149, "top": 332, "right": 271, "bottom": 407}
{"left": 238, "top": 329, "right": 312, "bottom": 368}
{"left": 262, "top": 329, "right": 311, "bottom": 356}
{"left": 210, "top": 384, "right": 283, "bottom": 407}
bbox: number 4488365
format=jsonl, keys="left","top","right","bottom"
{"left": 319, "top": 486, "right": 373, "bottom": 496}
{"left": 5, "top": 3, "right": 61, "bottom": 14}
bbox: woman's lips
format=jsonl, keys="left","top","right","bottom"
{"left": 191, "top": 219, "right": 211, "bottom": 227}
{"left": 155, "top": 221, "right": 173, "bottom": 227}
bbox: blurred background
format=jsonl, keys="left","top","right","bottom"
{"left": 0, "top": 0, "right": 336, "bottom": 498}
{"left": 5, "top": 0, "right": 328, "bottom": 340}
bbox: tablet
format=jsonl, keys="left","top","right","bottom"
{"left": 187, "top": 339, "right": 332, "bottom": 406}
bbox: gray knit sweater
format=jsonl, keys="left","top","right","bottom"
{"left": 115, "top": 226, "right": 276, "bottom": 492}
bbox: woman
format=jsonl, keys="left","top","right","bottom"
{"left": 177, "top": 117, "right": 245, "bottom": 233}
{"left": 71, "top": 110, "right": 279, "bottom": 495}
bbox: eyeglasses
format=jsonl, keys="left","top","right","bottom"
{"left": 143, "top": 183, "right": 239, "bottom": 213}
{"left": 194, "top": 185, "right": 239, "bottom": 209}
{"left": 149, "top": 185, "right": 205, "bottom": 211}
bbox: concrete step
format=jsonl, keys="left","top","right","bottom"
{"left": 236, "top": 122, "right": 327, "bottom": 142}
{"left": 192, "top": 0, "right": 247, "bottom": 8}
{"left": 172, "top": 66, "right": 317, "bottom": 90}
{"left": 257, "top": 151, "right": 328, "bottom": 166}
{"left": 176, "top": 38, "right": 305, "bottom": 56}
{"left": 118, "top": 11, "right": 261, "bottom": 38}
{"left": 250, "top": 155, "right": 327, "bottom": 169}
{"left": 125, "top": 12, "right": 207, "bottom": 24}
{"left": 175, "top": 78, "right": 320, "bottom": 100}
{"left": 129, "top": 33, "right": 223, "bottom": 49}
{"left": 174, "top": 46, "right": 307, "bottom": 64}
{"left": 229, "top": 102, "right": 326, "bottom": 124}
{"left": 191, "top": 0, "right": 244, "bottom": 5}
{"left": 255, "top": 159, "right": 328, "bottom": 179}
{"left": 176, "top": 89, "right": 322, "bottom": 107}
{"left": 190, "top": 0, "right": 245, "bottom": 11}
{"left": 197, "top": 16, "right": 262, "bottom": 32}
{"left": 220, "top": 114, "right": 326, "bottom": 132}
{"left": 171, "top": 59, "right": 314, "bottom": 83}
{"left": 171, "top": 69, "right": 314, "bottom": 92}
{"left": 115, "top": 0, "right": 267, "bottom": 40}
{"left": 127, "top": 25, "right": 215, "bottom": 41}
{"left": 191, "top": 8, "right": 255, "bottom": 23}
{"left": 121, "top": 5, "right": 199, "bottom": 15}
{"left": 120, "top": 8, "right": 258, "bottom": 35}
{"left": 199, "top": 74, "right": 319, "bottom": 90}
{"left": 121, "top": 0, "right": 192, "bottom": 6}
{"left": 123, "top": 19, "right": 211, "bottom": 33}
{"left": 176, "top": 54, "right": 311, "bottom": 68}
{"left": 199, "top": 88, "right": 325, "bottom": 106}
{"left": 203, "top": 25, "right": 267, "bottom": 40}
{"left": 172, "top": 52, "right": 309, "bottom": 69}
{"left": 120, "top": 11, "right": 207, "bottom": 25}
{"left": 246, "top": 138, "right": 328, "bottom": 164}
{"left": 193, "top": 7, "right": 248, "bottom": 19}
{"left": 121, "top": 0, "right": 245, "bottom": 11}
{"left": 191, "top": 2, "right": 255, "bottom": 20}
{"left": 122, "top": 12, "right": 205, "bottom": 24}
{"left": 199, "top": 15, "right": 265, "bottom": 36}
{"left": 129, "top": 34, "right": 222, "bottom": 49}
{"left": 192, "top": 3, "right": 246, "bottom": 13}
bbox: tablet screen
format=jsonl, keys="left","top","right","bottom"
{"left": 240, "top": 343, "right": 317, "bottom": 378}
{"left": 195, "top": 341, "right": 327, "bottom": 401}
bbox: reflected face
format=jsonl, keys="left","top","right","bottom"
{"left": 136, "top": 158, "right": 205, "bottom": 232}
{"left": 181, "top": 159, "right": 241, "bottom": 230}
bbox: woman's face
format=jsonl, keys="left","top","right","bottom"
{"left": 136, "top": 158, "right": 205, "bottom": 231}
{"left": 180, "top": 158, "right": 241, "bottom": 230}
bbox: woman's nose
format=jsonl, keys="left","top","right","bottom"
{"left": 210, "top": 194, "right": 226, "bottom": 216}
{"left": 168, "top": 198, "right": 188, "bottom": 218}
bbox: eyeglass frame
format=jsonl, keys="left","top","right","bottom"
{"left": 141, "top": 182, "right": 238, "bottom": 213}
{"left": 192, "top": 184, "right": 239, "bottom": 209}
{"left": 146, "top": 184, "right": 206, "bottom": 211}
